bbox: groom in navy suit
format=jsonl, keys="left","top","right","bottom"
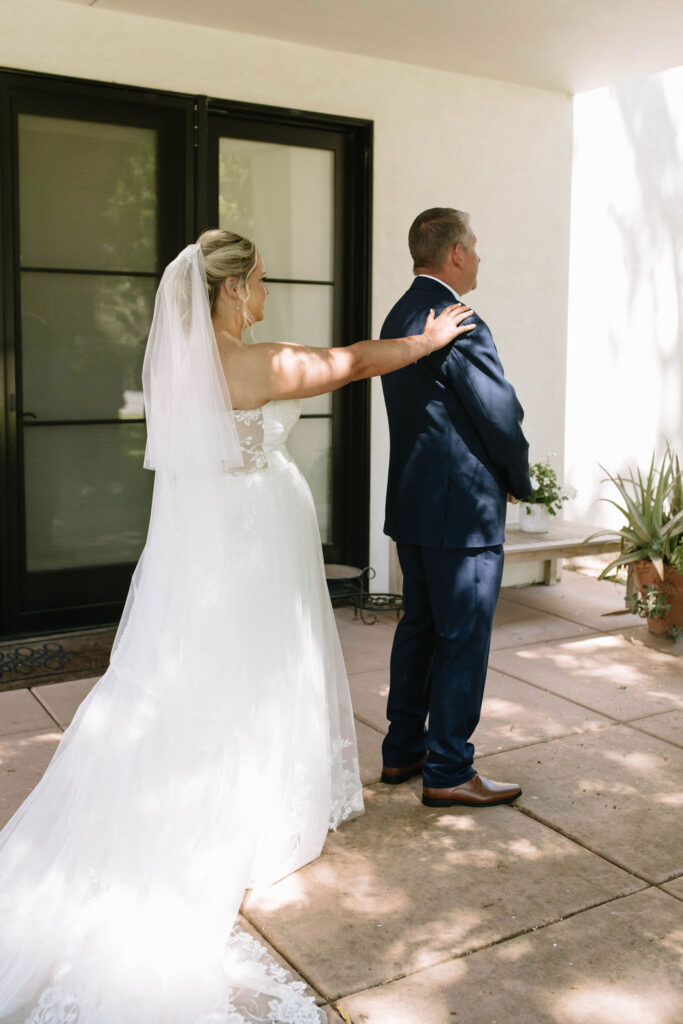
{"left": 380, "top": 208, "right": 532, "bottom": 807}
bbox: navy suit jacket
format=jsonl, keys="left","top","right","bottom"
{"left": 381, "top": 276, "right": 531, "bottom": 549}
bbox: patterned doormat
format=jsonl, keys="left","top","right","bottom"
{"left": 0, "top": 628, "right": 116, "bottom": 692}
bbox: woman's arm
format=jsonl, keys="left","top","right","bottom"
{"left": 231, "top": 304, "right": 474, "bottom": 407}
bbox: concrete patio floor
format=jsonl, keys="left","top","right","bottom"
{"left": 1, "top": 570, "right": 681, "bottom": 1023}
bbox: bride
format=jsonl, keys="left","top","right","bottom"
{"left": 0, "top": 230, "right": 474, "bottom": 1024}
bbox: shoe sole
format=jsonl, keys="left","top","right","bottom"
{"left": 422, "top": 789, "right": 522, "bottom": 808}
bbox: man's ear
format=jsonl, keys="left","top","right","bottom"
{"left": 452, "top": 244, "right": 465, "bottom": 269}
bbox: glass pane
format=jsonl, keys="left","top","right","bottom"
{"left": 250, "top": 282, "right": 333, "bottom": 414}
{"left": 24, "top": 424, "right": 152, "bottom": 571}
{"left": 18, "top": 115, "right": 157, "bottom": 272}
{"left": 287, "top": 417, "right": 332, "bottom": 544}
{"left": 21, "top": 272, "right": 154, "bottom": 421}
{"left": 218, "top": 138, "right": 333, "bottom": 281}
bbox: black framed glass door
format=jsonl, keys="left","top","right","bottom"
{"left": 205, "top": 101, "right": 372, "bottom": 565}
{"left": 0, "top": 72, "right": 372, "bottom": 637}
{"left": 1, "top": 75, "right": 191, "bottom": 633}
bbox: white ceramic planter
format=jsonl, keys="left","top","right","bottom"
{"left": 519, "top": 502, "right": 551, "bottom": 534}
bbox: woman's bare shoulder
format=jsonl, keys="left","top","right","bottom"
{"left": 218, "top": 338, "right": 278, "bottom": 409}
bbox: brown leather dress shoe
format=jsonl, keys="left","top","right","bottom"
{"left": 422, "top": 773, "right": 521, "bottom": 807}
{"left": 381, "top": 753, "right": 428, "bottom": 785}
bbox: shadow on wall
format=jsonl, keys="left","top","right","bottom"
{"left": 614, "top": 77, "right": 683, "bottom": 451}
{"left": 565, "top": 67, "right": 683, "bottom": 529}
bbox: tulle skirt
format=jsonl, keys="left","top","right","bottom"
{"left": 0, "top": 448, "right": 363, "bottom": 1023}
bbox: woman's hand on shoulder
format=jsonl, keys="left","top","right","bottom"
{"left": 424, "top": 304, "right": 475, "bottom": 352}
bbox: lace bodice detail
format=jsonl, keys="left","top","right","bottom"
{"left": 233, "top": 400, "right": 301, "bottom": 474}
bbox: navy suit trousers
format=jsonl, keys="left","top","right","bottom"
{"left": 382, "top": 543, "right": 504, "bottom": 788}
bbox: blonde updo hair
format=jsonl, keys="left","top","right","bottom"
{"left": 196, "top": 228, "right": 259, "bottom": 321}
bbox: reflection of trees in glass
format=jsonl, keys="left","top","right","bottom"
{"left": 71, "top": 277, "right": 154, "bottom": 416}
{"left": 21, "top": 274, "right": 155, "bottom": 421}
{"left": 89, "top": 142, "right": 156, "bottom": 411}
{"left": 21, "top": 124, "right": 158, "bottom": 570}
{"left": 218, "top": 153, "right": 254, "bottom": 235}
{"left": 95, "top": 276, "right": 156, "bottom": 399}
{"left": 22, "top": 130, "right": 158, "bottom": 419}
{"left": 103, "top": 146, "right": 157, "bottom": 269}
{"left": 25, "top": 424, "right": 153, "bottom": 571}
{"left": 19, "top": 118, "right": 157, "bottom": 272}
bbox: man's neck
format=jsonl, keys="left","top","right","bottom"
{"left": 415, "top": 273, "right": 461, "bottom": 302}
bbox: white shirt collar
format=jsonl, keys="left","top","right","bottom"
{"left": 416, "top": 274, "right": 461, "bottom": 302}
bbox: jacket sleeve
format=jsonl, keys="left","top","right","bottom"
{"left": 442, "top": 312, "right": 532, "bottom": 499}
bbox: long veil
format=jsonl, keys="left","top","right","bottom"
{"left": 0, "top": 246, "right": 330, "bottom": 1023}
{"left": 141, "top": 244, "right": 242, "bottom": 477}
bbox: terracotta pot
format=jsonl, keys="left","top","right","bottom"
{"left": 519, "top": 502, "right": 551, "bottom": 534}
{"left": 633, "top": 560, "right": 683, "bottom": 635}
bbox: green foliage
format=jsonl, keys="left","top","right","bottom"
{"left": 671, "top": 453, "right": 683, "bottom": 517}
{"left": 625, "top": 586, "right": 671, "bottom": 620}
{"left": 526, "top": 458, "right": 574, "bottom": 516}
{"left": 667, "top": 624, "right": 683, "bottom": 641}
{"left": 589, "top": 446, "right": 683, "bottom": 580}
{"left": 672, "top": 541, "right": 683, "bottom": 575}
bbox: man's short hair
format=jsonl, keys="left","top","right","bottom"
{"left": 408, "top": 208, "right": 472, "bottom": 270}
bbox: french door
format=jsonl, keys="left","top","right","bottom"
{"left": 0, "top": 72, "right": 371, "bottom": 636}
{"left": 205, "top": 101, "right": 371, "bottom": 562}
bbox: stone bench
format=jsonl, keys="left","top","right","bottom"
{"left": 504, "top": 519, "right": 621, "bottom": 585}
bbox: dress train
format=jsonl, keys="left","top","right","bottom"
{"left": 0, "top": 400, "right": 363, "bottom": 1024}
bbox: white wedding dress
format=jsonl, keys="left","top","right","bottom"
{"left": 0, "top": 398, "right": 364, "bottom": 1024}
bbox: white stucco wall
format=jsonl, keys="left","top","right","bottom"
{"left": 566, "top": 65, "right": 683, "bottom": 530}
{"left": 1, "top": 0, "right": 574, "bottom": 589}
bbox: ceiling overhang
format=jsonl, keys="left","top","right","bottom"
{"left": 63, "top": 0, "right": 683, "bottom": 94}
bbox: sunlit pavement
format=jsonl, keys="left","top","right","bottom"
{"left": 1, "top": 570, "right": 681, "bottom": 1023}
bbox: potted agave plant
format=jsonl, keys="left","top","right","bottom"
{"left": 519, "top": 456, "right": 576, "bottom": 534}
{"left": 590, "top": 447, "right": 683, "bottom": 638}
